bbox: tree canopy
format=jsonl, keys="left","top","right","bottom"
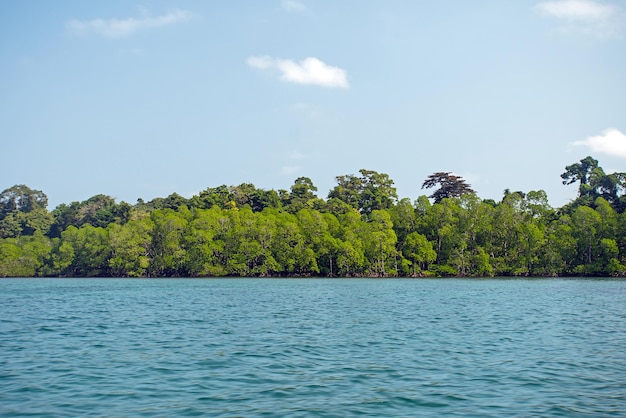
{"left": 328, "top": 169, "right": 398, "bottom": 217}
{"left": 421, "top": 172, "right": 475, "bottom": 203}
{"left": 561, "top": 156, "right": 626, "bottom": 213}
{"left": 0, "top": 156, "right": 624, "bottom": 278}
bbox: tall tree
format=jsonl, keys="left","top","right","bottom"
{"left": 328, "top": 169, "right": 397, "bottom": 217}
{"left": 285, "top": 177, "right": 319, "bottom": 213}
{"left": 0, "top": 185, "right": 52, "bottom": 238}
{"left": 422, "top": 172, "right": 475, "bottom": 203}
{"left": 358, "top": 169, "right": 398, "bottom": 216}
{"left": 561, "top": 156, "right": 626, "bottom": 212}
{"left": 0, "top": 185, "right": 48, "bottom": 216}
{"left": 561, "top": 156, "right": 600, "bottom": 190}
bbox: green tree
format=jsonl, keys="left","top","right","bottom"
{"left": 285, "top": 177, "right": 319, "bottom": 214}
{"left": 336, "top": 210, "right": 365, "bottom": 276}
{"left": 362, "top": 210, "right": 397, "bottom": 276}
{"left": 328, "top": 169, "right": 397, "bottom": 217}
{"left": 571, "top": 206, "right": 602, "bottom": 272}
{"left": 297, "top": 208, "right": 338, "bottom": 276}
{"left": 146, "top": 193, "right": 188, "bottom": 211}
{"left": 599, "top": 238, "right": 621, "bottom": 275}
{"left": 149, "top": 209, "right": 188, "bottom": 276}
{"left": 471, "top": 247, "right": 493, "bottom": 277}
{"left": 16, "top": 208, "right": 53, "bottom": 236}
{"left": 336, "top": 240, "right": 364, "bottom": 277}
{"left": 420, "top": 197, "right": 463, "bottom": 269}
{"left": 222, "top": 208, "right": 279, "bottom": 276}
{"left": 539, "top": 215, "right": 576, "bottom": 275}
{"left": 0, "top": 185, "right": 48, "bottom": 216}
{"left": 230, "top": 184, "right": 257, "bottom": 208}
{"left": 61, "top": 224, "right": 110, "bottom": 276}
{"left": 617, "top": 211, "right": 626, "bottom": 270}
{"left": 192, "top": 185, "right": 232, "bottom": 209}
{"left": 0, "top": 233, "right": 51, "bottom": 277}
{"left": 0, "top": 212, "right": 22, "bottom": 238}
{"left": 390, "top": 198, "right": 418, "bottom": 244}
{"left": 403, "top": 232, "right": 436, "bottom": 275}
{"left": 456, "top": 194, "right": 495, "bottom": 276}
{"left": 561, "top": 156, "right": 599, "bottom": 190}
{"left": 48, "top": 202, "right": 81, "bottom": 238}
{"left": 490, "top": 192, "right": 525, "bottom": 274}
{"left": 594, "top": 197, "right": 618, "bottom": 241}
{"left": 328, "top": 174, "right": 361, "bottom": 209}
{"left": 518, "top": 222, "right": 545, "bottom": 275}
{"left": 0, "top": 239, "right": 29, "bottom": 277}
{"left": 358, "top": 170, "right": 398, "bottom": 216}
{"left": 270, "top": 209, "right": 317, "bottom": 275}
{"left": 19, "top": 233, "right": 51, "bottom": 276}
{"left": 46, "top": 238, "right": 74, "bottom": 276}
{"left": 108, "top": 214, "right": 154, "bottom": 277}
{"left": 182, "top": 207, "right": 227, "bottom": 277}
{"left": 0, "top": 185, "right": 52, "bottom": 238}
{"left": 75, "top": 194, "right": 117, "bottom": 227}
{"left": 561, "top": 156, "right": 626, "bottom": 212}
{"left": 524, "top": 190, "right": 554, "bottom": 222}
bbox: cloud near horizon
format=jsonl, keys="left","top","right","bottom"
{"left": 534, "top": 0, "right": 624, "bottom": 37}
{"left": 67, "top": 9, "right": 192, "bottom": 38}
{"left": 247, "top": 56, "right": 349, "bottom": 88}
{"left": 571, "top": 128, "right": 626, "bottom": 158}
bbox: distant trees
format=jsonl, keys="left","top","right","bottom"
{"left": 0, "top": 157, "right": 624, "bottom": 277}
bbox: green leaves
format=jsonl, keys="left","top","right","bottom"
{"left": 403, "top": 232, "right": 436, "bottom": 275}
{"left": 328, "top": 169, "right": 398, "bottom": 217}
{"left": 0, "top": 164, "right": 625, "bottom": 277}
{"left": 562, "top": 156, "right": 626, "bottom": 213}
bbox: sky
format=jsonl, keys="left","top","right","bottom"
{"left": 2, "top": 0, "right": 625, "bottom": 209}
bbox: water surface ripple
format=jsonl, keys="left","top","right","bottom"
{"left": 1, "top": 278, "right": 625, "bottom": 417}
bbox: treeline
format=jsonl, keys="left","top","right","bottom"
{"left": 1, "top": 157, "right": 625, "bottom": 278}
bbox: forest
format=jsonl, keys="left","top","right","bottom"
{"left": 1, "top": 156, "right": 625, "bottom": 278}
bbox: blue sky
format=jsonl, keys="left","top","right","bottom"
{"left": 2, "top": 0, "right": 625, "bottom": 209}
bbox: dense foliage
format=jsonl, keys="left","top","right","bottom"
{"left": 1, "top": 157, "right": 625, "bottom": 278}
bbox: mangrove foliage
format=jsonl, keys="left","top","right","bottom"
{"left": 1, "top": 157, "right": 625, "bottom": 277}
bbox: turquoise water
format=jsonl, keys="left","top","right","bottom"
{"left": 1, "top": 278, "right": 625, "bottom": 417}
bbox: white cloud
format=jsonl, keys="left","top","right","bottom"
{"left": 281, "top": 0, "right": 308, "bottom": 13}
{"left": 571, "top": 128, "right": 626, "bottom": 158}
{"left": 247, "top": 56, "right": 349, "bottom": 88}
{"left": 535, "top": 0, "right": 616, "bottom": 20}
{"left": 534, "top": 0, "right": 624, "bottom": 37}
{"left": 67, "top": 9, "right": 192, "bottom": 38}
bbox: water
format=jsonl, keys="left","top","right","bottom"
{"left": 1, "top": 278, "right": 625, "bottom": 417}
